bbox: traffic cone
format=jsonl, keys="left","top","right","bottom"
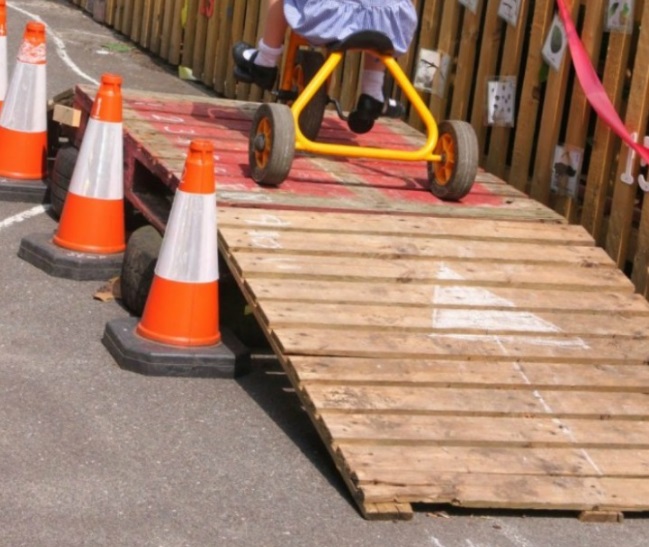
{"left": 53, "top": 73, "right": 125, "bottom": 254}
{"left": 17, "top": 74, "right": 125, "bottom": 280}
{"left": 0, "top": 21, "right": 47, "bottom": 180}
{"left": 102, "top": 140, "right": 249, "bottom": 377}
{"left": 0, "top": 0, "right": 8, "bottom": 112}
{"left": 137, "top": 140, "right": 220, "bottom": 347}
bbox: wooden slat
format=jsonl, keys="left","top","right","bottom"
{"left": 291, "top": 357, "right": 649, "bottom": 390}
{"left": 607, "top": 2, "right": 649, "bottom": 270}
{"left": 507, "top": 0, "right": 555, "bottom": 193}
{"left": 529, "top": 0, "right": 580, "bottom": 205}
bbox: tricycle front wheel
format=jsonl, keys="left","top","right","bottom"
{"left": 428, "top": 120, "right": 478, "bottom": 201}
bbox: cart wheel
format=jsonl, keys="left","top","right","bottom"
{"left": 294, "top": 49, "right": 327, "bottom": 141}
{"left": 249, "top": 103, "right": 295, "bottom": 186}
{"left": 428, "top": 120, "right": 478, "bottom": 201}
{"left": 49, "top": 145, "right": 78, "bottom": 219}
{"left": 120, "top": 225, "right": 162, "bottom": 316}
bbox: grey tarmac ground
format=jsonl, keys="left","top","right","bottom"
{"left": 1, "top": 1, "right": 648, "bottom": 546}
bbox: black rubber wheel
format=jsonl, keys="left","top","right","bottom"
{"left": 249, "top": 103, "right": 295, "bottom": 186}
{"left": 428, "top": 120, "right": 479, "bottom": 201}
{"left": 49, "top": 145, "right": 78, "bottom": 219}
{"left": 120, "top": 225, "right": 162, "bottom": 317}
{"left": 294, "top": 49, "right": 327, "bottom": 141}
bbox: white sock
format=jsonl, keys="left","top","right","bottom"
{"left": 242, "top": 38, "right": 283, "bottom": 67}
{"left": 360, "top": 69, "right": 385, "bottom": 103}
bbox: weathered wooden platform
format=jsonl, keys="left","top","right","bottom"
{"left": 73, "top": 86, "right": 649, "bottom": 519}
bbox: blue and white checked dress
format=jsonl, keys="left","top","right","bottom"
{"left": 284, "top": 0, "right": 418, "bottom": 55}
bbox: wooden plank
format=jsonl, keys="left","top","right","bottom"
{"left": 469, "top": 0, "right": 502, "bottom": 159}
{"left": 339, "top": 444, "right": 649, "bottom": 478}
{"left": 246, "top": 279, "right": 645, "bottom": 312}
{"left": 200, "top": 0, "right": 223, "bottom": 88}
{"left": 180, "top": 0, "right": 199, "bottom": 69}
{"left": 507, "top": 0, "right": 555, "bottom": 192}
{"left": 552, "top": 0, "right": 606, "bottom": 221}
{"left": 580, "top": 27, "right": 633, "bottom": 243}
{"left": 607, "top": 3, "right": 649, "bottom": 270}
{"left": 310, "top": 387, "right": 649, "bottom": 419}
{"left": 485, "top": 0, "right": 531, "bottom": 178}
{"left": 213, "top": 0, "right": 235, "bottom": 95}
{"left": 167, "top": 0, "right": 185, "bottom": 65}
{"left": 221, "top": 229, "right": 612, "bottom": 265}
{"left": 228, "top": 253, "right": 634, "bottom": 292}
{"left": 448, "top": 2, "right": 482, "bottom": 121}
{"left": 148, "top": 0, "right": 165, "bottom": 53}
{"left": 190, "top": 0, "right": 210, "bottom": 80}
{"left": 529, "top": 0, "right": 580, "bottom": 206}
{"left": 428, "top": 0, "right": 461, "bottom": 122}
{"left": 358, "top": 475, "right": 649, "bottom": 511}
{"left": 272, "top": 327, "right": 648, "bottom": 363}
{"left": 291, "top": 357, "right": 649, "bottom": 390}
{"left": 261, "top": 302, "right": 647, "bottom": 339}
{"left": 218, "top": 208, "right": 588, "bottom": 243}
{"left": 158, "top": 0, "right": 176, "bottom": 59}
{"left": 407, "top": 0, "right": 443, "bottom": 131}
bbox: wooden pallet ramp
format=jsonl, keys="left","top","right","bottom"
{"left": 218, "top": 206, "right": 649, "bottom": 520}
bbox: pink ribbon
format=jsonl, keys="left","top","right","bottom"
{"left": 556, "top": 0, "right": 649, "bottom": 164}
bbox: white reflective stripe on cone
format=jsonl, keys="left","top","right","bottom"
{"left": 68, "top": 118, "right": 124, "bottom": 200}
{"left": 0, "top": 62, "right": 46, "bottom": 131}
{"left": 0, "top": 37, "right": 6, "bottom": 101}
{"left": 155, "top": 190, "right": 218, "bottom": 283}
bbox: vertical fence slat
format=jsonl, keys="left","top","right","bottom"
{"left": 200, "top": 1, "right": 223, "bottom": 89}
{"left": 607, "top": 1, "right": 649, "bottom": 269}
{"left": 407, "top": 0, "right": 443, "bottom": 131}
{"left": 149, "top": 0, "right": 165, "bottom": 54}
{"left": 449, "top": 3, "right": 483, "bottom": 122}
{"left": 552, "top": 0, "right": 606, "bottom": 221}
{"left": 580, "top": 30, "right": 634, "bottom": 243}
{"left": 507, "top": 0, "right": 555, "bottom": 192}
{"left": 469, "top": 1, "right": 503, "bottom": 163}
{"left": 428, "top": 2, "right": 461, "bottom": 122}
{"left": 181, "top": 0, "right": 200, "bottom": 69}
{"left": 485, "top": 0, "right": 532, "bottom": 179}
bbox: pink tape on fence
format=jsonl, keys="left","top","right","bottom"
{"left": 556, "top": 0, "right": 649, "bottom": 164}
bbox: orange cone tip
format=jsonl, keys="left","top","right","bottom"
{"left": 91, "top": 73, "right": 123, "bottom": 123}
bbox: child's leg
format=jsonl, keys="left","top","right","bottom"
{"left": 243, "top": 0, "right": 288, "bottom": 66}
{"left": 360, "top": 54, "right": 385, "bottom": 103}
{"left": 232, "top": 0, "right": 288, "bottom": 88}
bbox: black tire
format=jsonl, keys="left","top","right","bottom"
{"left": 295, "top": 49, "right": 327, "bottom": 141}
{"left": 49, "top": 145, "right": 78, "bottom": 219}
{"left": 428, "top": 120, "right": 479, "bottom": 201}
{"left": 120, "top": 225, "right": 162, "bottom": 317}
{"left": 249, "top": 103, "right": 295, "bottom": 186}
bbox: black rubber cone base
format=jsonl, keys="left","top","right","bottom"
{"left": 0, "top": 177, "right": 49, "bottom": 203}
{"left": 102, "top": 317, "right": 251, "bottom": 378}
{"left": 18, "top": 232, "right": 124, "bottom": 281}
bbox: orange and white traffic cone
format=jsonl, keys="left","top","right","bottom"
{"left": 53, "top": 73, "right": 125, "bottom": 254}
{"left": 137, "top": 140, "right": 220, "bottom": 347}
{"left": 102, "top": 140, "right": 249, "bottom": 377}
{"left": 17, "top": 73, "right": 126, "bottom": 280}
{"left": 0, "top": 0, "right": 8, "bottom": 112}
{"left": 0, "top": 21, "right": 47, "bottom": 180}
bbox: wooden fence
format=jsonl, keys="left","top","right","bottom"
{"left": 70, "top": 0, "right": 649, "bottom": 297}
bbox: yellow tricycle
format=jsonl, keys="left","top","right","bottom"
{"left": 248, "top": 30, "right": 479, "bottom": 201}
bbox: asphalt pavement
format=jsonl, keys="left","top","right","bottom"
{"left": 1, "top": 1, "right": 649, "bottom": 546}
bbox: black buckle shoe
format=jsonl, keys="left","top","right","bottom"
{"left": 232, "top": 42, "right": 278, "bottom": 91}
{"left": 347, "top": 95, "right": 406, "bottom": 134}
